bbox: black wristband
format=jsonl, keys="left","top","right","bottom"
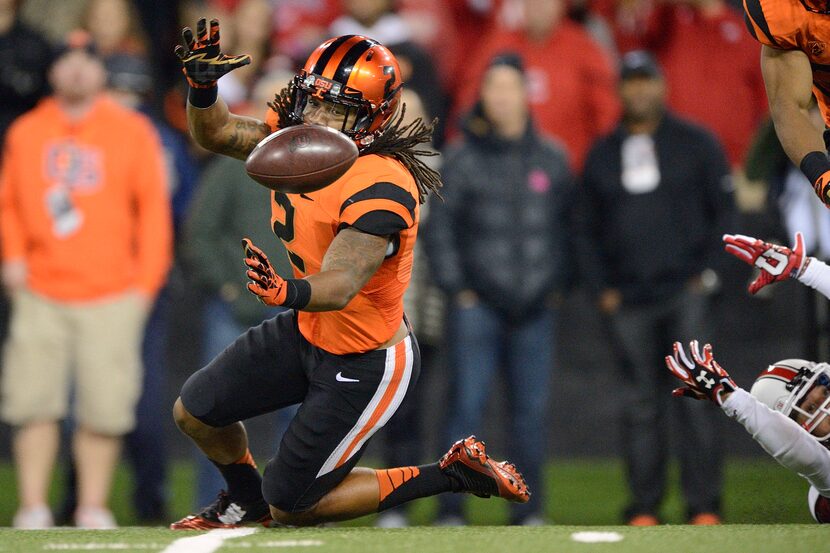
{"left": 188, "top": 85, "right": 218, "bottom": 109}
{"left": 800, "top": 151, "right": 830, "bottom": 184}
{"left": 282, "top": 278, "right": 312, "bottom": 310}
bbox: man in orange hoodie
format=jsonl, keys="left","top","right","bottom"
{"left": 0, "top": 31, "right": 172, "bottom": 529}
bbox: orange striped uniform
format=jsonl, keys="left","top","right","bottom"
{"left": 268, "top": 154, "right": 419, "bottom": 355}
{"left": 744, "top": 0, "right": 830, "bottom": 124}
{"left": 316, "top": 333, "right": 417, "bottom": 477}
{"left": 376, "top": 466, "right": 421, "bottom": 502}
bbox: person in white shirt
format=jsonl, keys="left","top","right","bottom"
{"left": 664, "top": 231, "right": 830, "bottom": 523}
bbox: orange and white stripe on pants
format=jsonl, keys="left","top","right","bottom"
{"left": 316, "top": 336, "right": 414, "bottom": 478}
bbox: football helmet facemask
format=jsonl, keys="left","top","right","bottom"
{"left": 751, "top": 359, "right": 830, "bottom": 445}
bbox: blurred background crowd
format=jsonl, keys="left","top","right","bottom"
{"left": 0, "top": 0, "right": 824, "bottom": 530}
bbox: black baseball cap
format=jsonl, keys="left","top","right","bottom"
{"left": 487, "top": 52, "right": 526, "bottom": 76}
{"left": 620, "top": 50, "right": 662, "bottom": 80}
{"left": 106, "top": 54, "right": 153, "bottom": 96}
{"left": 53, "top": 29, "right": 100, "bottom": 63}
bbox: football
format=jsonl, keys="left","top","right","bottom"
{"left": 245, "top": 125, "right": 359, "bottom": 194}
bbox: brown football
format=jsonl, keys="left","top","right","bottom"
{"left": 245, "top": 125, "right": 359, "bottom": 194}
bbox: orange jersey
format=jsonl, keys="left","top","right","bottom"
{"left": 744, "top": 0, "right": 830, "bottom": 124}
{"left": 270, "top": 154, "right": 419, "bottom": 355}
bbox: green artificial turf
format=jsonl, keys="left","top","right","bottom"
{"left": 0, "top": 525, "right": 824, "bottom": 553}
{"left": 0, "top": 457, "right": 817, "bottom": 553}
{"left": 0, "top": 456, "right": 812, "bottom": 528}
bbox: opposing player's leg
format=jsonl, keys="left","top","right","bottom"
{"left": 171, "top": 311, "right": 309, "bottom": 529}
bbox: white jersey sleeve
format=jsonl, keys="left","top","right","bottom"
{"left": 721, "top": 389, "right": 830, "bottom": 496}
{"left": 797, "top": 257, "right": 830, "bottom": 301}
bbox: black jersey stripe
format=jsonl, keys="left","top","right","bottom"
{"left": 339, "top": 211, "right": 410, "bottom": 236}
{"left": 333, "top": 39, "right": 376, "bottom": 85}
{"left": 339, "top": 182, "right": 417, "bottom": 221}
{"left": 743, "top": 0, "right": 779, "bottom": 47}
{"left": 812, "top": 62, "right": 830, "bottom": 72}
{"left": 310, "top": 35, "right": 354, "bottom": 76}
{"left": 813, "top": 78, "right": 830, "bottom": 99}
{"left": 743, "top": 12, "right": 759, "bottom": 40}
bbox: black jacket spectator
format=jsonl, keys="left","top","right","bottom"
{"left": 0, "top": 18, "right": 52, "bottom": 142}
{"left": 425, "top": 109, "right": 575, "bottom": 319}
{"left": 579, "top": 112, "right": 735, "bottom": 305}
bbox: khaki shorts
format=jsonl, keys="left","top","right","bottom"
{"left": 1, "top": 290, "right": 148, "bottom": 435}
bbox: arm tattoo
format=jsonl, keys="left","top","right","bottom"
{"left": 222, "top": 118, "right": 271, "bottom": 159}
{"left": 322, "top": 228, "right": 389, "bottom": 285}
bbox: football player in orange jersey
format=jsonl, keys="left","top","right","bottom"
{"left": 743, "top": 0, "right": 830, "bottom": 206}
{"left": 169, "top": 19, "right": 529, "bottom": 529}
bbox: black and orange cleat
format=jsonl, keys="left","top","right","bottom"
{"left": 170, "top": 490, "right": 272, "bottom": 530}
{"left": 439, "top": 435, "right": 530, "bottom": 503}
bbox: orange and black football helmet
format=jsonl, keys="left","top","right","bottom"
{"left": 287, "top": 35, "right": 403, "bottom": 148}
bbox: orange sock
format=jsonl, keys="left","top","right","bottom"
{"left": 376, "top": 466, "right": 421, "bottom": 502}
{"left": 233, "top": 449, "right": 258, "bottom": 469}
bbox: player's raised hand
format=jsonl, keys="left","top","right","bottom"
{"left": 723, "top": 232, "right": 806, "bottom": 294}
{"left": 665, "top": 341, "right": 737, "bottom": 406}
{"left": 175, "top": 18, "right": 250, "bottom": 88}
{"left": 242, "top": 238, "right": 288, "bottom": 306}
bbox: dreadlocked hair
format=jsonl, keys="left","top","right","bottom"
{"left": 362, "top": 104, "right": 442, "bottom": 204}
{"left": 267, "top": 83, "right": 301, "bottom": 130}
{"left": 267, "top": 90, "right": 443, "bottom": 203}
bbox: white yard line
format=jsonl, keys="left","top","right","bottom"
{"left": 39, "top": 529, "right": 324, "bottom": 551}
{"left": 570, "top": 531, "right": 624, "bottom": 543}
{"left": 257, "top": 541, "right": 323, "bottom": 547}
{"left": 161, "top": 528, "right": 259, "bottom": 553}
{"left": 44, "top": 545, "right": 165, "bottom": 550}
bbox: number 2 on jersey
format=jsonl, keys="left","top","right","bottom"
{"left": 271, "top": 193, "right": 306, "bottom": 273}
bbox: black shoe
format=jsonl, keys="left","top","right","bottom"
{"left": 170, "top": 490, "right": 271, "bottom": 530}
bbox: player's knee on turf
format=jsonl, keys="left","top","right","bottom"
{"left": 262, "top": 471, "right": 318, "bottom": 518}
{"left": 262, "top": 456, "right": 329, "bottom": 522}
{"left": 269, "top": 504, "right": 323, "bottom": 527}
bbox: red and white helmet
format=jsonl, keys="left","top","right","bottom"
{"left": 750, "top": 359, "right": 830, "bottom": 442}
